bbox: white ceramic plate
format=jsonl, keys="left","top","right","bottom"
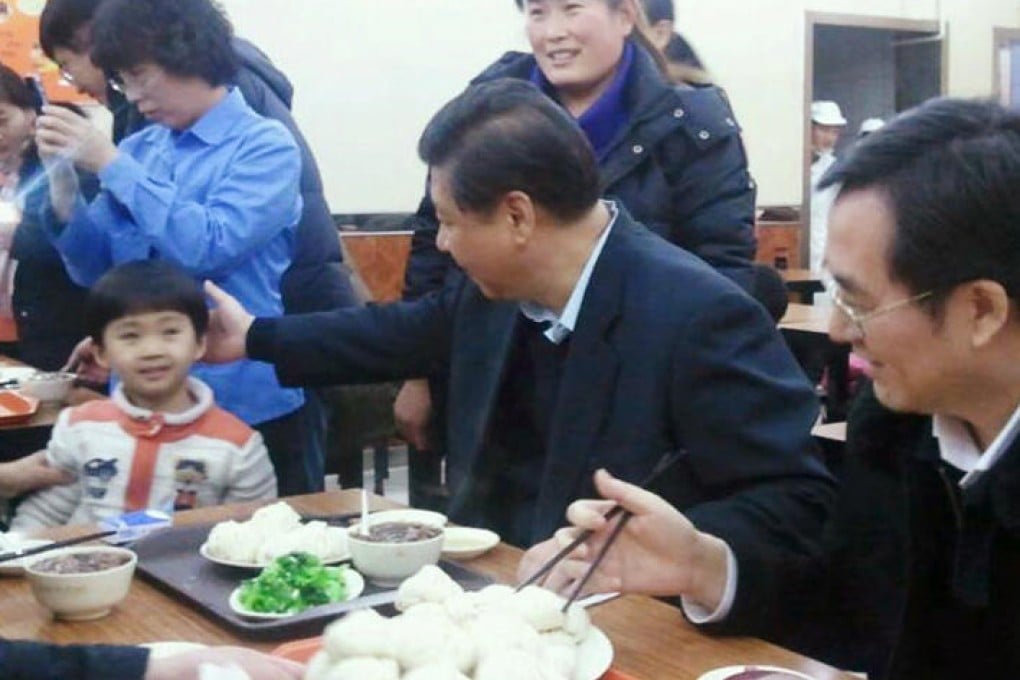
{"left": 0, "top": 538, "right": 54, "bottom": 576}
{"left": 228, "top": 568, "right": 365, "bottom": 619}
{"left": 441, "top": 526, "right": 500, "bottom": 560}
{"left": 574, "top": 626, "right": 614, "bottom": 680}
{"left": 0, "top": 367, "right": 37, "bottom": 386}
{"left": 140, "top": 641, "right": 208, "bottom": 660}
{"left": 198, "top": 542, "right": 350, "bottom": 569}
{"left": 697, "top": 666, "right": 817, "bottom": 680}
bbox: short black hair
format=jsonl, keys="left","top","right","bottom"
{"left": 418, "top": 78, "right": 601, "bottom": 221}
{"left": 0, "top": 63, "right": 34, "bottom": 110}
{"left": 820, "top": 98, "right": 1020, "bottom": 305}
{"left": 643, "top": 0, "right": 674, "bottom": 23}
{"left": 39, "top": 0, "right": 103, "bottom": 59}
{"left": 90, "top": 0, "right": 238, "bottom": 86}
{"left": 85, "top": 260, "right": 209, "bottom": 345}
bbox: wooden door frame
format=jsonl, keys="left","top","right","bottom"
{"left": 993, "top": 27, "right": 1020, "bottom": 105}
{"left": 802, "top": 13, "right": 946, "bottom": 268}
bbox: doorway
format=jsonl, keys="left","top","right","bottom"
{"left": 803, "top": 13, "right": 945, "bottom": 270}
{"left": 994, "top": 27, "right": 1020, "bottom": 108}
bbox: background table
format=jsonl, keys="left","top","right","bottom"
{"left": 0, "top": 491, "right": 860, "bottom": 679}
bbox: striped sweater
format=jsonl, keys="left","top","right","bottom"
{"left": 12, "top": 378, "right": 276, "bottom": 530}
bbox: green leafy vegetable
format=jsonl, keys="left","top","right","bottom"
{"left": 238, "top": 552, "right": 348, "bottom": 614}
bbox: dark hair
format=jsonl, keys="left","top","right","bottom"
{"left": 820, "top": 98, "right": 1020, "bottom": 305}
{"left": 750, "top": 263, "right": 789, "bottom": 323}
{"left": 664, "top": 33, "right": 705, "bottom": 70}
{"left": 85, "top": 260, "right": 209, "bottom": 345}
{"left": 643, "top": 0, "right": 674, "bottom": 23}
{"left": 39, "top": 0, "right": 103, "bottom": 59}
{"left": 418, "top": 79, "right": 601, "bottom": 221}
{"left": 90, "top": 0, "right": 237, "bottom": 86}
{"left": 0, "top": 63, "right": 35, "bottom": 111}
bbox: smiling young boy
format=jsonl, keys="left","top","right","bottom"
{"left": 12, "top": 261, "right": 275, "bottom": 530}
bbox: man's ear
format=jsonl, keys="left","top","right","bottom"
{"left": 503, "top": 191, "right": 536, "bottom": 245}
{"left": 965, "top": 279, "right": 1012, "bottom": 349}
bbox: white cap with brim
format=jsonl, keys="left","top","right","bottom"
{"left": 811, "top": 101, "right": 847, "bottom": 126}
{"left": 859, "top": 117, "right": 885, "bottom": 135}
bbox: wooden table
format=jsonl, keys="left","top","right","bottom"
{"left": 778, "top": 305, "right": 852, "bottom": 422}
{"left": 0, "top": 355, "right": 63, "bottom": 432}
{"left": 1, "top": 491, "right": 857, "bottom": 679}
{"left": 779, "top": 269, "right": 824, "bottom": 303}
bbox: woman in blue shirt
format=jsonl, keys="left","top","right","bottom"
{"left": 34, "top": 0, "right": 315, "bottom": 495}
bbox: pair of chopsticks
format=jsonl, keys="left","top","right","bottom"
{"left": 0, "top": 530, "right": 117, "bottom": 564}
{"left": 516, "top": 449, "right": 687, "bottom": 611}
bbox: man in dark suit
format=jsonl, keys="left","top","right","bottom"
{"left": 523, "top": 98, "right": 1020, "bottom": 680}
{"left": 204, "top": 79, "right": 833, "bottom": 558}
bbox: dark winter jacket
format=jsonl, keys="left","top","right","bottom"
{"left": 404, "top": 41, "right": 757, "bottom": 299}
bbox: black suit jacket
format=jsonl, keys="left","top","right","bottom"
{"left": 249, "top": 206, "right": 833, "bottom": 553}
{"left": 711, "top": 382, "right": 1020, "bottom": 679}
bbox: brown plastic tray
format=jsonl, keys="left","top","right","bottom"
{"left": 132, "top": 521, "right": 492, "bottom": 640}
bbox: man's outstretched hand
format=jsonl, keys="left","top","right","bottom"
{"left": 203, "top": 281, "right": 255, "bottom": 364}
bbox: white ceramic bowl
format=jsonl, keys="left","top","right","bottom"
{"left": 349, "top": 509, "right": 447, "bottom": 531}
{"left": 25, "top": 546, "right": 137, "bottom": 620}
{"left": 347, "top": 523, "right": 444, "bottom": 586}
{"left": 20, "top": 372, "right": 76, "bottom": 402}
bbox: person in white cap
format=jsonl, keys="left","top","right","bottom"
{"left": 858, "top": 117, "right": 886, "bottom": 138}
{"left": 809, "top": 100, "right": 847, "bottom": 271}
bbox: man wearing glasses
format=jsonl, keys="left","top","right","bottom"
{"left": 523, "top": 97, "right": 1020, "bottom": 680}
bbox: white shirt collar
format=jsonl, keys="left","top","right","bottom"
{"left": 933, "top": 400, "right": 1020, "bottom": 488}
{"left": 112, "top": 377, "right": 214, "bottom": 425}
{"left": 519, "top": 200, "right": 618, "bottom": 344}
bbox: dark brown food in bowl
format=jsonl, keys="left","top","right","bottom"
{"left": 32, "top": 551, "right": 132, "bottom": 574}
{"left": 358, "top": 521, "right": 442, "bottom": 543}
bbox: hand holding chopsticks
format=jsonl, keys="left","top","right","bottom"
{"left": 517, "top": 451, "right": 685, "bottom": 604}
{"left": 516, "top": 456, "right": 732, "bottom": 614}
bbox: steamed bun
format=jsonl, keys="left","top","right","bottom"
{"left": 401, "top": 663, "right": 471, "bottom": 680}
{"left": 319, "top": 657, "right": 399, "bottom": 680}
{"left": 323, "top": 608, "right": 395, "bottom": 660}
{"left": 474, "top": 648, "right": 568, "bottom": 680}
{"left": 395, "top": 564, "right": 464, "bottom": 612}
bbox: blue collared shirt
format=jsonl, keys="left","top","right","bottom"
{"left": 47, "top": 88, "right": 304, "bottom": 425}
{"left": 520, "top": 201, "right": 618, "bottom": 343}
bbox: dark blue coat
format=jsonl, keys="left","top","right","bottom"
{"left": 0, "top": 639, "right": 147, "bottom": 679}
{"left": 404, "top": 42, "right": 758, "bottom": 299}
{"left": 110, "top": 38, "right": 356, "bottom": 313}
{"left": 249, "top": 205, "right": 832, "bottom": 551}
{"left": 712, "top": 382, "right": 1020, "bottom": 679}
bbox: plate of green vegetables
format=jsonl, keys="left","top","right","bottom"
{"left": 228, "top": 552, "right": 364, "bottom": 620}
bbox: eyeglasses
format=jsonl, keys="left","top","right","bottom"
{"left": 59, "top": 68, "right": 75, "bottom": 85}
{"left": 824, "top": 276, "right": 933, "bottom": 341}
{"left": 107, "top": 73, "right": 125, "bottom": 94}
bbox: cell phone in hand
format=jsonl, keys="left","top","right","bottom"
{"left": 24, "top": 76, "right": 48, "bottom": 112}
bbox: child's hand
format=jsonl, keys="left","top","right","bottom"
{"left": 203, "top": 281, "right": 255, "bottom": 364}
{"left": 62, "top": 337, "right": 109, "bottom": 385}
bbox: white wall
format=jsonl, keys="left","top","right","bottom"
{"left": 221, "top": 0, "right": 1020, "bottom": 213}
{"left": 676, "top": 0, "right": 1020, "bottom": 205}
{"left": 221, "top": 0, "right": 527, "bottom": 214}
